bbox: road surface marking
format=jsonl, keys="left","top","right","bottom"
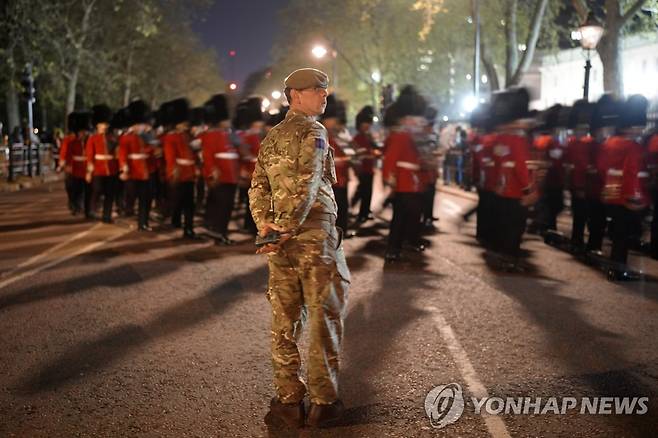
{"left": 427, "top": 304, "right": 512, "bottom": 438}
{"left": 1, "top": 223, "right": 102, "bottom": 277}
{"left": 0, "top": 224, "right": 129, "bottom": 290}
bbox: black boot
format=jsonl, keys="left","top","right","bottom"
{"left": 268, "top": 397, "right": 305, "bottom": 429}
{"left": 306, "top": 399, "right": 344, "bottom": 428}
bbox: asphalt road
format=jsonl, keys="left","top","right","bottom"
{"left": 1, "top": 178, "right": 657, "bottom": 437}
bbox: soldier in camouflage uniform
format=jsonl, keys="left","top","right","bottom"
{"left": 248, "top": 68, "right": 351, "bottom": 429}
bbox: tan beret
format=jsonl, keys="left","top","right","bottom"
{"left": 284, "top": 68, "right": 329, "bottom": 90}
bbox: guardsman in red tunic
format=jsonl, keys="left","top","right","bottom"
{"left": 320, "top": 94, "right": 352, "bottom": 235}
{"left": 351, "top": 105, "right": 377, "bottom": 223}
{"left": 467, "top": 104, "right": 496, "bottom": 246}
{"left": 118, "top": 100, "right": 154, "bottom": 231}
{"left": 597, "top": 95, "right": 649, "bottom": 265}
{"left": 647, "top": 130, "right": 658, "bottom": 259}
{"left": 162, "top": 98, "right": 198, "bottom": 238}
{"left": 199, "top": 94, "right": 239, "bottom": 245}
{"left": 382, "top": 86, "right": 427, "bottom": 262}
{"left": 563, "top": 100, "right": 594, "bottom": 249}
{"left": 85, "top": 104, "right": 117, "bottom": 223}
{"left": 585, "top": 95, "right": 617, "bottom": 252}
{"left": 235, "top": 97, "right": 265, "bottom": 235}
{"left": 418, "top": 106, "right": 441, "bottom": 230}
{"left": 531, "top": 104, "right": 564, "bottom": 234}
{"left": 489, "top": 88, "right": 536, "bottom": 265}
{"left": 59, "top": 112, "right": 92, "bottom": 217}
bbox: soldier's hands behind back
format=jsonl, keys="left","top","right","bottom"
{"left": 255, "top": 222, "right": 291, "bottom": 254}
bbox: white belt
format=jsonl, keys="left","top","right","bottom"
{"left": 215, "top": 152, "right": 239, "bottom": 160}
{"left": 607, "top": 169, "right": 623, "bottom": 176}
{"left": 248, "top": 158, "right": 258, "bottom": 163}
{"left": 128, "top": 153, "right": 147, "bottom": 160}
{"left": 334, "top": 157, "right": 351, "bottom": 163}
{"left": 356, "top": 148, "right": 368, "bottom": 153}
{"left": 502, "top": 161, "right": 516, "bottom": 168}
{"left": 95, "top": 154, "right": 114, "bottom": 160}
{"left": 397, "top": 161, "right": 420, "bottom": 170}
{"left": 72, "top": 155, "right": 86, "bottom": 162}
{"left": 484, "top": 162, "right": 494, "bottom": 167}
{"left": 563, "top": 163, "right": 575, "bottom": 169}
{"left": 637, "top": 171, "right": 649, "bottom": 178}
{"left": 176, "top": 158, "right": 195, "bottom": 166}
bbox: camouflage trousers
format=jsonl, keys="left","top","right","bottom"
{"left": 267, "top": 221, "right": 350, "bottom": 405}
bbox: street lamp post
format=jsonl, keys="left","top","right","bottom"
{"left": 577, "top": 12, "right": 604, "bottom": 101}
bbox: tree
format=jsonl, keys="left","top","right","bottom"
{"left": 571, "top": 0, "right": 653, "bottom": 96}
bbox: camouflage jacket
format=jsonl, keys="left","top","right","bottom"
{"left": 248, "top": 109, "right": 337, "bottom": 232}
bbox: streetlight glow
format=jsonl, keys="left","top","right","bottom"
{"left": 371, "top": 70, "right": 381, "bottom": 83}
{"left": 262, "top": 98, "right": 271, "bottom": 111}
{"left": 462, "top": 95, "right": 478, "bottom": 113}
{"left": 271, "top": 90, "right": 282, "bottom": 99}
{"left": 311, "top": 45, "right": 328, "bottom": 59}
{"left": 229, "top": 82, "right": 237, "bottom": 91}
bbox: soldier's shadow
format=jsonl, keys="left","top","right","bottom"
{"left": 15, "top": 265, "right": 268, "bottom": 394}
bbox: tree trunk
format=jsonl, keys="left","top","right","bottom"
{"left": 66, "top": 64, "right": 80, "bottom": 118}
{"left": 597, "top": 28, "right": 623, "bottom": 96}
{"left": 123, "top": 46, "right": 134, "bottom": 106}
{"left": 508, "top": 0, "right": 550, "bottom": 86}
{"left": 504, "top": 0, "right": 518, "bottom": 87}
{"left": 481, "top": 38, "right": 501, "bottom": 91}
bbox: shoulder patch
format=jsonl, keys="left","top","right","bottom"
{"left": 315, "top": 138, "right": 326, "bottom": 150}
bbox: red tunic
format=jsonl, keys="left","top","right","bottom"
{"left": 383, "top": 130, "right": 423, "bottom": 193}
{"left": 239, "top": 131, "right": 261, "bottom": 183}
{"left": 118, "top": 132, "right": 153, "bottom": 181}
{"left": 564, "top": 135, "right": 591, "bottom": 194}
{"left": 163, "top": 131, "right": 197, "bottom": 182}
{"left": 60, "top": 134, "right": 87, "bottom": 179}
{"left": 597, "top": 136, "right": 633, "bottom": 205}
{"left": 352, "top": 132, "right": 376, "bottom": 175}
{"left": 330, "top": 134, "right": 350, "bottom": 188}
{"left": 647, "top": 134, "right": 658, "bottom": 192}
{"left": 200, "top": 129, "right": 239, "bottom": 184}
{"left": 492, "top": 133, "right": 531, "bottom": 199}
{"left": 584, "top": 137, "right": 603, "bottom": 200}
{"left": 85, "top": 133, "right": 118, "bottom": 177}
{"left": 471, "top": 133, "right": 498, "bottom": 192}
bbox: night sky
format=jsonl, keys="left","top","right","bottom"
{"left": 191, "top": 0, "right": 289, "bottom": 86}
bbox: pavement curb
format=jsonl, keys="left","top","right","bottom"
{"left": 0, "top": 173, "right": 63, "bottom": 193}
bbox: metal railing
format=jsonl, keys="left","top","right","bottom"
{"left": 1, "top": 142, "right": 56, "bottom": 182}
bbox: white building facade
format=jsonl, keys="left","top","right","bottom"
{"left": 536, "top": 33, "right": 658, "bottom": 110}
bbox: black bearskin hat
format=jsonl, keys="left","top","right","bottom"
{"left": 490, "top": 88, "right": 529, "bottom": 127}
{"left": 266, "top": 105, "right": 289, "bottom": 127}
{"left": 395, "top": 85, "right": 427, "bottom": 118}
{"left": 204, "top": 94, "right": 230, "bottom": 125}
{"left": 127, "top": 99, "right": 152, "bottom": 125}
{"left": 189, "top": 107, "right": 206, "bottom": 127}
{"left": 617, "top": 94, "right": 648, "bottom": 129}
{"left": 568, "top": 99, "right": 594, "bottom": 129}
{"left": 91, "top": 104, "right": 113, "bottom": 125}
{"left": 110, "top": 107, "right": 130, "bottom": 131}
{"left": 591, "top": 94, "right": 620, "bottom": 130}
{"left": 165, "top": 98, "right": 190, "bottom": 126}
{"left": 355, "top": 105, "right": 374, "bottom": 127}
{"left": 321, "top": 94, "right": 340, "bottom": 120}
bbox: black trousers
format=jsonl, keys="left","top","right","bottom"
{"left": 607, "top": 204, "right": 636, "bottom": 264}
{"left": 586, "top": 199, "right": 606, "bottom": 252}
{"left": 388, "top": 192, "right": 423, "bottom": 253}
{"left": 493, "top": 196, "right": 527, "bottom": 258}
{"left": 206, "top": 183, "right": 237, "bottom": 235}
{"left": 196, "top": 177, "right": 206, "bottom": 212}
{"left": 476, "top": 189, "right": 495, "bottom": 245}
{"left": 421, "top": 184, "right": 437, "bottom": 224}
{"left": 570, "top": 194, "right": 588, "bottom": 246}
{"left": 171, "top": 181, "right": 195, "bottom": 231}
{"left": 69, "top": 176, "right": 91, "bottom": 217}
{"left": 537, "top": 187, "right": 564, "bottom": 232}
{"left": 333, "top": 186, "right": 349, "bottom": 233}
{"left": 651, "top": 189, "right": 658, "bottom": 259}
{"left": 114, "top": 179, "right": 125, "bottom": 215}
{"left": 92, "top": 175, "right": 116, "bottom": 221}
{"left": 352, "top": 173, "right": 373, "bottom": 220}
{"left": 126, "top": 180, "right": 152, "bottom": 228}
